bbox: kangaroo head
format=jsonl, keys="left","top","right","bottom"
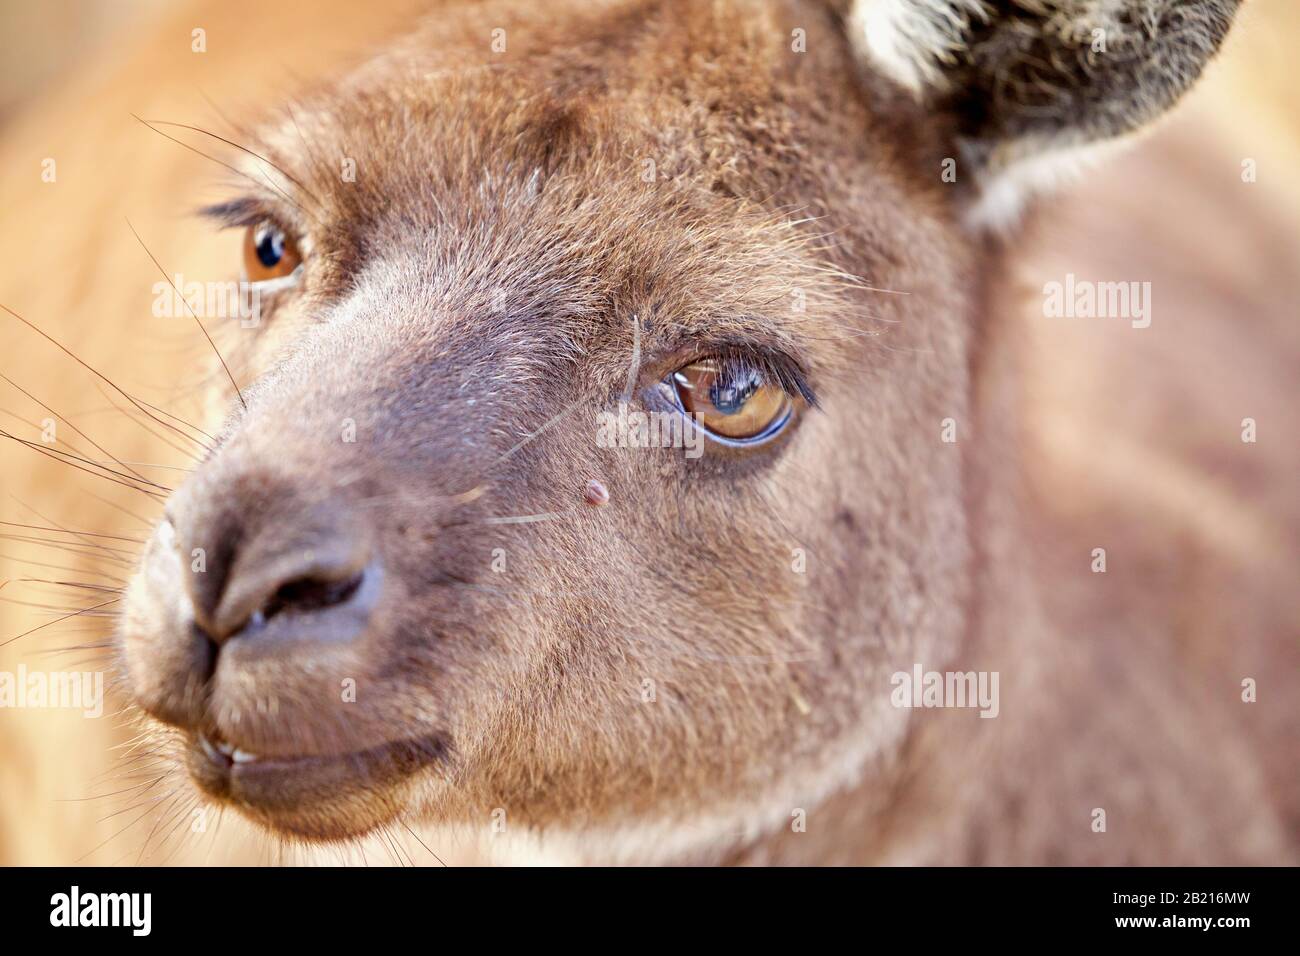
{"left": 117, "top": 0, "right": 1236, "bottom": 855}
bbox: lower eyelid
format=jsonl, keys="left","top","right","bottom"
{"left": 244, "top": 263, "right": 304, "bottom": 293}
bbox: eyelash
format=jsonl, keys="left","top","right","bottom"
{"left": 681, "top": 348, "right": 817, "bottom": 407}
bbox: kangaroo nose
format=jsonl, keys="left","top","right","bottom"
{"left": 177, "top": 483, "right": 374, "bottom": 643}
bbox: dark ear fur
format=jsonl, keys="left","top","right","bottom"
{"left": 847, "top": 0, "right": 1241, "bottom": 226}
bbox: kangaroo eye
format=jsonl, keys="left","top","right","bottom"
{"left": 671, "top": 359, "right": 793, "bottom": 442}
{"left": 243, "top": 220, "right": 301, "bottom": 282}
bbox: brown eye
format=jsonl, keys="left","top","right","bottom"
{"left": 671, "top": 359, "right": 793, "bottom": 442}
{"left": 242, "top": 220, "right": 301, "bottom": 282}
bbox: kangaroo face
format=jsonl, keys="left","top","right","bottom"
{"left": 116, "top": 0, "right": 1235, "bottom": 850}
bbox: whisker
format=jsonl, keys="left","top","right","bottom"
{"left": 12, "top": 578, "right": 124, "bottom": 594}
{"left": 0, "top": 594, "right": 118, "bottom": 615}
{"left": 0, "top": 534, "right": 135, "bottom": 567}
{"left": 0, "top": 550, "right": 126, "bottom": 582}
{"left": 11, "top": 497, "right": 146, "bottom": 560}
{"left": 481, "top": 511, "right": 566, "bottom": 525}
{"left": 485, "top": 393, "right": 590, "bottom": 473}
{"left": 81, "top": 488, "right": 158, "bottom": 530}
{"left": 400, "top": 821, "right": 449, "bottom": 867}
{"left": 92, "top": 778, "right": 174, "bottom": 825}
{"left": 0, "top": 521, "right": 144, "bottom": 545}
{"left": 131, "top": 114, "right": 317, "bottom": 225}
{"left": 55, "top": 777, "right": 164, "bottom": 804}
{"left": 92, "top": 383, "right": 209, "bottom": 460}
{"left": 0, "top": 429, "right": 168, "bottom": 499}
{"left": 0, "top": 596, "right": 121, "bottom": 649}
{"left": 0, "top": 302, "right": 215, "bottom": 450}
{"left": 144, "top": 119, "right": 324, "bottom": 209}
{"left": 126, "top": 218, "right": 247, "bottom": 413}
{"left": 0, "top": 371, "right": 153, "bottom": 484}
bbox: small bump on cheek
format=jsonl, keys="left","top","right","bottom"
{"left": 584, "top": 479, "right": 610, "bottom": 507}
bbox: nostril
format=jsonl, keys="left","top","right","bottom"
{"left": 260, "top": 570, "right": 365, "bottom": 623}
{"left": 177, "top": 484, "right": 373, "bottom": 640}
{"left": 198, "top": 539, "right": 373, "bottom": 641}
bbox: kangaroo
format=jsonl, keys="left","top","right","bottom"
{"left": 0, "top": 0, "right": 1295, "bottom": 866}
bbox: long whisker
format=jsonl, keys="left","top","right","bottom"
{"left": 81, "top": 488, "right": 158, "bottom": 530}
{"left": 0, "top": 550, "right": 126, "bottom": 582}
{"left": 0, "top": 521, "right": 144, "bottom": 545}
{"left": 92, "top": 383, "right": 208, "bottom": 460}
{"left": 400, "top": 821, "right": 449, "bottom": 867}
{"left": 0, "top": 533, "right": 135, "bottom": 566}
{"left": 0, "top": 596, "right": 121, "bottom": 649}
{"left": 0, "top": 429, "right": 168, "bottom": 500}
{"left": 12, "top": 578, "right": 124, "bottom": 594}
{"left": 126, "top": 218, "right": 247, "bottom": 413}
{"left": 131, "top": 114, "right": 317, "bottom": 225}
{"left": 143, "top": 119, "right": 324, "bottom": 209}
{"left": 12, "top": 434, "right": 170, "bottom": 491}
{"left": 0, "top": 372, "right": 152, "bottom": 484}
{"left": 0, "top": 302, "right": 216, "bottom": 448}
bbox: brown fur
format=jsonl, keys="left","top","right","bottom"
{"left": 0, "top": 0, "right": 1295, "bottom": 864}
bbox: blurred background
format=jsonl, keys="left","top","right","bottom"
{"left": 0, "top": 0, "right": 1296, "bottom": 864}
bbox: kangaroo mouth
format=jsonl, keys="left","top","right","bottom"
{"left": 187, "top": 731, "right": 447, "bottom": 838}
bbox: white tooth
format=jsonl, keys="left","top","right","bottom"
{"left": 216, "top": 740, "right": 235, "bottom": 756}
{"left": 199, "top": 735, "right": 222, "bottom": 762}
{"left": 231, "top": 748, "right": 259, "bottom": 763}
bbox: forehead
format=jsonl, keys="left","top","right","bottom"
{"left": 243, "top": 0, "right": 878, "bottom": 235}
{"left": 226, "top": 0, "right": 947, "bottom": 384}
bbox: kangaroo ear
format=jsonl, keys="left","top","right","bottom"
{"left": 846, "top": 0, "right": 1240, "bottom": 228}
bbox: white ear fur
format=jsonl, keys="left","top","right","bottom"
{"left": 846, "top": 0, "right": 991, "bottom": 95}
{"left": 963, "top": 135, "right": 1133, "bottom": 232}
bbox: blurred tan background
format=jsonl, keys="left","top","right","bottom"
{"left": 0, "top": 0, "right": 1296, "bottom": 864}
{"left": 0, "top": 0, "right": 425, "bottom": 866}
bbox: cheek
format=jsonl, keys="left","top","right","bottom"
{"left": 203, "top": 298, "right": 312, "bottom": 421}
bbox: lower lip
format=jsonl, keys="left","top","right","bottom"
{"left": 189, "top": 733, "right": 445, "bottom": 808}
